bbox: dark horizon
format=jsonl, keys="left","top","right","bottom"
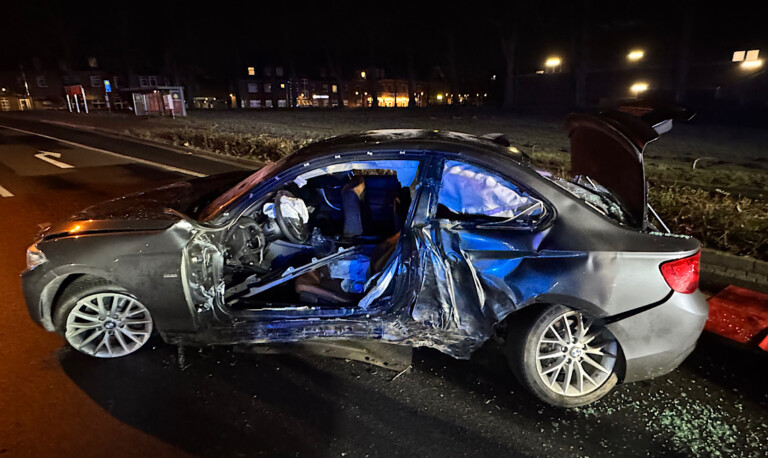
{"left": 2, "top": 1, "right": 765, "bottom": 85}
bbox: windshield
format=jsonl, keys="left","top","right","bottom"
{"left": 198, "top": 159, "right": 287, "bottom": 222}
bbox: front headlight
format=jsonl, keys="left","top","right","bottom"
{"left": 26, "top": 244, "right": 47, "bottom": 270}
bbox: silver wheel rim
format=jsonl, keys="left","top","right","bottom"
{"left": 65, "top": 292, "right": 153, "bottom": 358}
{"left": 535, "top": 310, "right": 617, "bottom": 397}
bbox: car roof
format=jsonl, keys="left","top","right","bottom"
{"left": 199, "top": 129, "right": 529, "bottom": 222}
{"left": 287, "top": 129, "right": 526, "bottom": 165}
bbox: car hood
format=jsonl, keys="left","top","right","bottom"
{"left": 565, "top": 101, "right": 694, "bottom": 227}
{"left": 42, "top": 171, "right": 251, "bottom": 239}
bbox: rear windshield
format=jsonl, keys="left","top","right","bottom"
{"left": 538, "top": 170, "right": 630, "bottom": 225}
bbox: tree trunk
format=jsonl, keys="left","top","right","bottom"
{"left": 572, "top": 0, "right": 591, "bottom": 109}
{"left": 445, "top": 34, "right": 460, "bottom": 106}
{"left": 674, "top": 5, "right": 693, "bottom": 104}
{"left": 501, "top": 35, "right": 516, "bottom": 111}
{"left": 407, "top": 48, "right": 418, "bottom": 108}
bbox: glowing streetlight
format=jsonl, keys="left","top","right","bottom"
{"left": 436, "top": 94, "right": 444, "bottom": 101}
{"left": 630, "top": 82, "right": 649, "bottom": 96}
{"left": 545, "top": 57, "right": 561, "bottom": 72}
{"left": 627, "top": 50, "right": 644, "bottom": 61}
{"left": 360, "top": 71, "right": 366, "bottom": 79}
{"left": 740, "top": 59, "right": 764, "bottom": 70}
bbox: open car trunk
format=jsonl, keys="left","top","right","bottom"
{"left": 565, "top": 101, "right": 694, "bottom": 228}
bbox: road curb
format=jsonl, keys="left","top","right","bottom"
{"left": 701, "top": 248, "right": 768, "bottom": 293}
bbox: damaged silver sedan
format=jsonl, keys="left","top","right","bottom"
{"left": 21, "top": 106, "right": 707, "bottom": 407}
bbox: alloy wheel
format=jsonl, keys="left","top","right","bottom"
{"left": 535, "top": 310, "right": 617, "bottom": 396}
{"left": 65, "top": 292, "right": 152, "bottom": 358}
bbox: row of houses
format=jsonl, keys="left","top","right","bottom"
{"left": 0, "top": 63, "right": 471, "bottom": 114}
{"left": 0, "top": 69, "right": 178, "bottom": 112}
{"left": 236, "top": 76, "right": 457, "bottom": 109}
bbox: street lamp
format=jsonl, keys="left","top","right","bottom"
{"left": 740, "top": 59, "right": 764, "bottom": 71}
{"left": 630, "top": 82, "right": 649, "bottom": 96}
{"left": 627, "top": 49, "right": 644, "bottom": 62}
{"left": 545, "top": 57, "right": 562, "bottom": 73}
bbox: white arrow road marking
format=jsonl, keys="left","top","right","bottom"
{"left": 35, "top": 151, "right": 75, "bottom": 169}
{"left": 0, "top": 125, "right": 205, "bottom": 177}
{"left": 0, "top": 184, "right": 13, "bottom": 197}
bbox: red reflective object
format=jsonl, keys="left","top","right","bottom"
{"left": 706, "top": 285, "right": 768, "bottom": 351}
{"left": 660, "top": 252, "right": 700, "bottom": 294}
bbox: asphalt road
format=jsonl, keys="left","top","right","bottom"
{"left": 0, "top": 120, "right": 767, "bottom": 458}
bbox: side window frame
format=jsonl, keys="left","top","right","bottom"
{"left": 433, "top": 157, "right": 553, "bottom": 231}
{"left": 219, "top": 153, "right": 426, "bottom": 228}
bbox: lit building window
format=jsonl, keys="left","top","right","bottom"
{"left": 247, "top": 83, "right": 258, "bottom": 93}
{"left": 332, "top": 84, "right": 337, "bottom": 93}
{"left": 247, "top": 67, "right": 255, "bottom": 76}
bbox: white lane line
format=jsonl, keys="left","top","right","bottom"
{"left": 0, "top": 125, "right": 205, "bottom": 177}
{"left": 0, "top": 184, "right": 13, "bottom": 197}
{"left": 35, "top": 151, "right": 75, "bottom": 169}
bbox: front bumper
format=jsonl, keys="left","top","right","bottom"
{"left": 607, "top": 290, "right": 708, "bottom": 383}
{"left": 20, "top": 262, "right": 59, "bottom": 332}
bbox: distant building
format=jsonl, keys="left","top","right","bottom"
{"left": 237, "top": 66, "right": 431, "bottom": 109}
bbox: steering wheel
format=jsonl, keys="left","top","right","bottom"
{"left": 274, "top": 190, "right": 310, "bottom": 244}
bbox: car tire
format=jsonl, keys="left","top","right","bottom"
{"left": 505, "top": 304, "right": 620, "bottom": 407}
{"left": 53, "top": 278, "right": 154, "bottom": 358}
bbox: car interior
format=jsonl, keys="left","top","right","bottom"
{"left": 221, "top": 160, "right": 420, "bottom": 309}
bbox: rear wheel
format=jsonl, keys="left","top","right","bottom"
{"left": 53, "top": 279, "right": 153, "bottom": 358}
{"left": 506, "top": 305, "right": 620, "bottom": 407}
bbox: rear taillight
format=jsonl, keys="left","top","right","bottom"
{"left": 660, "top": 252, "right": 700, "bottom": 294}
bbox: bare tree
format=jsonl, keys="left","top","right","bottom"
{"left": 571, "top": 0, "right": 592, "bottom": 108}
{"left": 674, "top": 2, "right": 694, "bottom": 104}
{"left": 499, "top": 22, "right": 518, "bottom": 111}
{"left": 445, "top": 33, "right": 461, "bottom": 106}
{"left": 324, "top": 42, "right": 346, "bottom": 109}
{"left": 407, "top": 46, "right": 418, "bottom": 108}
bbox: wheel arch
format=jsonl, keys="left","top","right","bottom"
{"left": 40, "top": 270, "right": 123, "bottom": 332}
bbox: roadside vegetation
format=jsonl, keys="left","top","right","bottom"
{"left": 96, "top": 110, "right": 768, "bottom": 261}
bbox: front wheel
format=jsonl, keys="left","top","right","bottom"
{"left": 506, "top": 305, "right": 620, "bottom": 407}
{"left": 53, "top": 279, "right": 153, "bottom": 358}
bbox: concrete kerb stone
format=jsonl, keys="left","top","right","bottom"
{"left": 701, "top": 248, "right": 768, "bottom": 292}
{"left": 701, "top": 248, "right": 757, "bottom": 273}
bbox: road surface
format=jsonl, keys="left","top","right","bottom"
{"left": 0, "top": 118, "right": 766, "bottom": 457}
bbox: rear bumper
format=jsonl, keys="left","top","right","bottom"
{"left": 607, "top": 290, "right": 708, "bottom": 383}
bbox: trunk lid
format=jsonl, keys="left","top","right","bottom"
{"left": 565, "top": 101, "right": 694, "bottom": 227}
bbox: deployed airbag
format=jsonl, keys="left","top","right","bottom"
{"left": 263, "top": 197, "right": 309, "bottom": 224}
{"left": 438, "top": 161, "right": 544, "bottom": 219}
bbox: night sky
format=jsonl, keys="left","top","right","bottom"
{"left": 2, "top": 1, "right": 765, "bottom": 86}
